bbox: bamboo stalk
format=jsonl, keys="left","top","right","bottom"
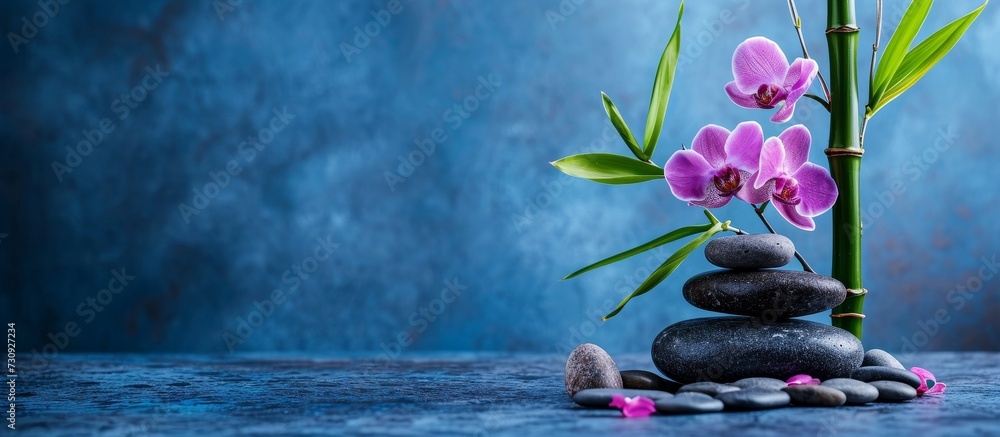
{"left": 826, "top": 0, "right": 865, "bottom": 339}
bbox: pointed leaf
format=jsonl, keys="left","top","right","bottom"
{"left": 871, "top": 1, "right": 987, "bottom": 115}
{"left": 872, "top": 0, "right": 932, "bottom": 101}
{"left": 563, "top": 223, "right": 712, "bottom": 280}
{"left": 602, "top": 222, "right": 725, "bottom": 320}
{"left": 551, "top": 153, "right": 663, "bottom": 185}
{"left": 601, "top": 92, "right": 646, "bottom": 161}
{"left": 642, "top": 0, "right": 683, "bottom": 160}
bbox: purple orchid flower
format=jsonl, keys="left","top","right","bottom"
{"left": 911, "top": 367, "right": 947, "bottom": 396}
{"left": 786, "top": 374, "right": 820, "bottom": 386}
{"left": 753, "top": 125, "right": 838, "bottom": 231}
{"left": 609, "top": 394, "right": 656, "bottom": 418}
{"left": 725, "top": 37, "right": 819, "bottom": 123}
{"left": 664, "top": 122, "right": 771, "bottom": 208}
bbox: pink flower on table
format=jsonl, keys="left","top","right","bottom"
{"left": 725, "top": 37, "right": 819, "bottom": 123}
{"left": 911, "top": 367, "right": 947, "bottom": 396}
{"left": 753, "top": 125, "right": 838, "bottom": 231}
{"left": 786, "top": 374, "right": 820, "bottom": 386}
{"left": 664, "top": 122, "right": 770, "bottom": 208}
{"left": 609, "top": 394, "right": 656, "bottom": 418}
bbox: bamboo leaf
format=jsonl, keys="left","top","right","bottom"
{"left": 602, "top": 222, "right": 724, "bottom": 320}
{"left": 642, "top": 0, "right": 683, "bottom": 160}
{"left": 550, "top": 153, "right": 663, "bottom": 185}
{"left": 872, "top": 0, "right": 932, "bottom": 102}
{"left": 601, "top": 92, "right": 646, "bottom": 161}
{"left": 563, "top": 223, "right": 712, "bottom": 280}
{"left": 870, "top": 1, "right": 987, "bottom": 115}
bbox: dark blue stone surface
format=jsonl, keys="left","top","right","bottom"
{"left": 11, "top": 352, "right": 999, "bottom": 435}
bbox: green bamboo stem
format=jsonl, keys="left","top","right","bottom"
{"left": 826, "top": 0, "right": 865, "bottom": 339}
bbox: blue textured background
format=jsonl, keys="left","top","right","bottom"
{"left": 1, "top": 0, "right": 998, "bottom": 357}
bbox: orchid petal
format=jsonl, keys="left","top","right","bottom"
{"left": 786, "top": 374, "right": 820, "bottom": 386}
{"left": 690, "top": 184, "right": 735, "bottom": 209}
{"left": 691, "top": 124, "right": 731, "bottom": 168}
{"left": 609, "top": 394, "right": 628, "bottom": 409}
{"left": 732, "top": 37, "right": 789, "bottom": 93}
{"left": 770, "top": 101, "right": 797, "bottom": 123}
{"left": 774, "top": 199, "right": 816, "bottom": 230}
{"left": 724, "top": 121, "right": 764, "bottom": 171}
{"left": 783, "top": 58, "right": 819, "bottom": 91}
{"left": 910, "top": 367, "right": 937, "bottom": 395}
{"left": 792, "top": 163, "right": 838, "bottom": 217}
{"left": 664, "top": 150, "right": 714, "bottom": 202}
{"left": 754, "top": 137, "right": 786, "bottom": 189}
{"left": 737, "top": 171, "right": 773, "bottom": 204}
{"left": 777, "top": 124, "right": 812, "bottom": 172}
{"left": 725, "top": 82, "right": 761, "bottom": 109}
{"left": 927, "top": 383, "right": 946, "bottom": 394}
{"left": 610, "top": 395, "right": 656, "bottom": 418}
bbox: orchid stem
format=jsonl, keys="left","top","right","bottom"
{"left": 860, "top": 0, "right": 881, "bottom": 150}
{"left": 804, "top": 93, "right": 832, "bottom": 111}
{"left": 752, "top": 202, "right": 816, "bottom": 274}
{"left": 787, "top": 0, "right": 832, "bottom": 102}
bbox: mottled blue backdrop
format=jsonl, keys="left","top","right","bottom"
{"left": 2, "top": 0, "right": 998, "bottom": 357}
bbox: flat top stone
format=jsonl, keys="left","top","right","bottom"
{"left": 704, "top": 233, "right": 795, "bottom": 269}
{"left": 14, "top": 352, "right": 1000, "bottom": 436}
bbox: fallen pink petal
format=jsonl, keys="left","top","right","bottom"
{"left": 786, "top": 374, "right": 820, "bottom": 386}
{"left": 911, "top": 366, "right": 947, "bottom": 396}
{"left": 609, "top": 394, "right": 657, "bottom": 418}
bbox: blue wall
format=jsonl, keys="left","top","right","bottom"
{"left": 2, "top": 0, "right": 998, "bottom": 357}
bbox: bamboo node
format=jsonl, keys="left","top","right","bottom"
{"left": 830, "top": 312, "right": 866, "bottom": 319}
{"left": 825, "top": 148, "right": 864, "bottom": 158}
{"left": 825, "top": 25, "right": 860, "bottom": 34}
{"left": 846, "top": 288, "right": 868, "bottom": 296}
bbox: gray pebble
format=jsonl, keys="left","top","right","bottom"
{"left": 820, "top": 378, "right": 880, "bottom": 404}
{"left": 869, "top": 380, "right": 917, "bottom": 402}
{"left": 851, "top": 366, "right": 921, "bottom": 388}
{"left": 704, "top": 233, "right": 795, "bottom": 269}
{"left": 655, "top": 392, "right": 724, "bottom": 414}
{"left": 682, "top": 270, "right": 847, "bottom": 318}
{"left": 564, "top": 344, "right": 622, "bottom": 397}
{"left": 716, "top": 388, "right": 791, "bottom": 410}
{"left": 620, "top": 370, "right": 682, "bottom": 393}
{"left": 782, "top": 385, "right": 847, "bottom": 407}
{"left": 572, "top": 388, "right": 673, "bottom": 409}
{"left": 730, "top": 377, "right": 787, "bottom": 391}
{"left": 677, "top": 381, "right": 740, "bottom": 397}
{"left": 863, "top": 349, "right": 905, "bottom": 369}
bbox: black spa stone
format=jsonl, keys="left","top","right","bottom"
{"left": 620, "top": 370, "right": 682, "bottom": 393}
{"left": 704, "top": 233, "right": 795, "bottom": 269}
{"left": 820, "top": 378, "right": 880, "bottom": 404}
{"left": 716, "top": 388, "right": 790, "bottom": 410}
{"left": 654, "top": 392, "right": 725, "bottom": 414}
{"left": 571, "top": 388, "right": 673, "bottom": 408}
{"left": 851, "top": 366, "right": 921, "bottom": 388}
{"left": 782, "top": 385, "right": 847, "bottom": 407}
{"left": 730, "top": 377, "right": 787, "bottom": 391}
{"left": 868, "top": 380, "right": 917, "bottom": 402}
{"left": 651, "top": 317, "right": 864, "bottom": 383}
{"left": 862, "top": 349, "right": 905, "bottom": 369}
{"left": 676, "top": 381, "right": 740, "bottom": 397}
{"left": 682, "top": 270, "right": 847, "bottom": 318}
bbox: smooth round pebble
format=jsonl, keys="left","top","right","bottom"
{"left": 730, "top": 377, "right": 787, "bottom": 391}
{"left": 868, "top": 380, "right": 917, "bottom": 402}
{"left": 620, "top": 370, "right": 682, "bottom": 393}
{"left": 862, "top": 349, "right": 905, "bottom": 369}
{"left": 655, "top": 392, "right": 724, "bottom": 414}
{"left": 565, "top": 344, "right": 622, "bottom": 397}
{"left": 677, "top": 381, "right": 740, "bottom": 397}
{"left": 572, "top": 388, "right": 673, "bottom": 408}
{"left": 821, "top": 378, "right": 880, "bottom": 404}
{"left": 851, "top": 366, "right": 921, "bottom": 388}
{"left": 782, "top": 385, "right": 847, "bottom": 407}
{"left": 704, "top": 233, "right": 795, "bottom": 269}
{"left": 716, "top": 388, "right": 790, "bottom": 410}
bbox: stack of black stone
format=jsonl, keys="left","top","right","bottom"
{"left": 651, "top": 233, "right": 864, "bottom": 383}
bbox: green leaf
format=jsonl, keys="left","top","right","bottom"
{"left": 563, "top": 223, "right": 712, "bottom": 280}
{"left": 642, "top": 0, "right": 683, "bottom": 160}
{"left": 602, "top": 221, "right": 724, "bottom": 321}
{"left": 601, "top": 92, "right": 646, "bottom": 161}
{"left": 550, "top": 153, "right": 663, "bottom": 185}
{"left": 872, "top": 0, "right": 932, "bottom": 102}
{"left": 870, "top": 1, "right": 987, "bottom": 115}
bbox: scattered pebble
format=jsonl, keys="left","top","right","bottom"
{"left": 564, "top": 344, "right": 622, "bottom": 397}
{"left": 620, "top": 370, "right": 682, "bottom": 393}
{"left": 716, "top": 388, "right": 790, "bottom": 410}
{"left": 676, "top": 381, "right": 740, "bottom": 397}
{"left": 730, "top": 377, "right": 787, "bottom": 391}
{"left": 572, "top": 388, "right": 673, "bottom": 409}
{"left": 782, "top": 385, "right": 847, "bottom": 407}
{"left": 820, "top": 378, "right": 880, "bottom": 404}
{"left": 851, "top": 366, "right": 921, "bottom": 388}
{"left": 868, "top": 380, "right": 917, "bottom": 402}
{"left": 862, "top": 349, "right": 905, "bottom": 369}
{"left": 654, "top": 392, "right": 724, "bottom": 414}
